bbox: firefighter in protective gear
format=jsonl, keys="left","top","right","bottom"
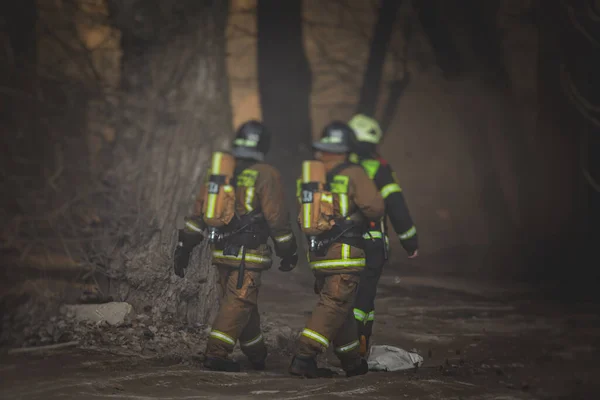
{"left": 347, "top": 113, "right": 419, "bottom": 356}
{"left": 289, "top": 121, "right": 385, "bottom": 378}
{"left": 175, "top": 120, "right": 298, "bottom": 372}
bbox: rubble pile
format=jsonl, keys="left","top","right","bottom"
{"left": 2, "top": 300, "right": 299, "bottom": 360}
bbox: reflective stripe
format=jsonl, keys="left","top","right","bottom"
{"left": 302, "top": 162, "right": 312, "bottom": 229}
{"left": 209, "top": 330, "right": 235, "bottom": 346}
{"left": 234, "top": 138, "right": 258, "bottom": 147}
{"left": 363, "top": 230, "right": 383, "bottom": 239}
{"left": 310, "top": 258, "right": 365, "bottom": 269}
{"left": 339, "top": 193, "right": 348, "bottom": 216}
{"left": 341, "top": 243, "right": 350, "bottom": 260}
{"left": 245, "top": 187, "right": 255, "bottom": 212}
{"left": 275, "top": 233, "right": 293, "bottom": 243}
{"left": 240, "top": 333, "right": 263, "bottom": 348}
{"left": 212, "top": 248, "right": 272, "bottom": 264}
{"left": 301, "top": 329, "right": 329, "bottom": 347}
{"left": 335, "top": 340, "right": 359, "bottom": 353}
{"left": 399, "top": 225, "right": 417, "bottom": 240}
{"left": 353, "top": 308, "right": 367, "bottom": 322}
{"left": 185, "top": 220, "right": 203, "bottom": 233}
{"left": 205, "top": 152, "right": 223, "bottom": 218}
{"left": 381, "top": 183, "right": 402, "bottom": 199}
{"left": 367, "top": 311, "right": 375, "bottom": 322}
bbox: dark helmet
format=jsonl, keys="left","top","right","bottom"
{"left": 231, "top": 120, "right": 270, "bottom": 161}
{"left": 312, "top": 121, "right": 356, "bottom": 154}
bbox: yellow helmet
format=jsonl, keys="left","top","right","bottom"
{"left": 348, "top": 114, "right": 382, "bottom": 144}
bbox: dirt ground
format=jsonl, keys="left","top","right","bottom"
{"left": 1, "top": 260, "right": 600, "bottom": 400}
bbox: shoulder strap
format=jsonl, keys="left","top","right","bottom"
{"left": 326, "top": 162, "right": 353, "bottom": 184}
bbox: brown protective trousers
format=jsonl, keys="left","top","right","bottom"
{"left": 205, "top": 266, "right": 267, "bottom": 363}
{"left": 295, "top": 273, "right": 362, "bottom": 371}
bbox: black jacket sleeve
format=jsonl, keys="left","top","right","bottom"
{"left": 373, "top": 163, "right": 418, "bottom": 254}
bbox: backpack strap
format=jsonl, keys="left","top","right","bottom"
{"left": 325, "top": 162, "right": 353, "bottom": 189}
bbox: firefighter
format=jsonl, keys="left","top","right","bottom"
{"left": 347, "top": 113, "right": 419, "bottom": 356}
{"left": 174, "top": 120, "right": 298, "bottom": 372}
{"left": 289, "top": 121, "right": 385, "bottom": 378}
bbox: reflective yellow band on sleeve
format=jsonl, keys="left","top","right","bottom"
{"left": 399, "top": 225, "right": 417, "bottom": 240}
{"left": 185, "top": 220, "right": 203, "bottom": 233}
{"left": 275, "top": 233, "right": 293, "bottom": 243}
{"left": 240, "top": 333, "right": 264, "bottom": 348}
{"left": 309, "top": 258, "right": 365, "bottom": 269}
{"left": 301, "top": 329, "right": 329, "bottom": 347}
{"left": 209, "top": 329, "right": 236, "bottom": 346}
{"left": 335, "top": 340, "right": 360, "bottom": 353}
{"left": 353, "top": 308, "right": 367, "bottom": 322}
{"left": 381, "top": 183, "right": 402, "bottom": 199}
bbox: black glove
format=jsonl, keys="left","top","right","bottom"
{"left": 278, "top": 252, "right": 298, "bottom": 272}
{"left": 174, "top": 241, "right": 192, "bottom": 278}
{"left": 173, "top": 227, "right": 203, "bottom": 278}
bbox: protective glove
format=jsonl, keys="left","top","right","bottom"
{"left": 174, "top": 239, "right": 192, "bottom": 278}
{"left": 173, "top": 221, "right": 204, "bottom": 278}
{"left": 278, "top": 251, "right": 298, "bottom": 272}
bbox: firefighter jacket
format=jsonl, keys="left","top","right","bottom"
{"left": 189, "top": 159, "right": 296, "bottom": 270}
{"left": 354, "top": 155, "right": 418, "bottom": 254}
{"left": 303, "top": 156, "right": 385, "bottom": 275}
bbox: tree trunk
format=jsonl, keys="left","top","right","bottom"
{"left": 415, "top": 0, "right": 462, "bottom": 79}
{"left": 355, "top": 0, "right": 401, "bottom": 119}
{"left": 257, "top": 0, "right": 312, "bottom": 198}
{"left": 104, "top": 0, "right": 233, "bottom": 324}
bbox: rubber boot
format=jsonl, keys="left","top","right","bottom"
{"left": 247, "top": 347, "right": 267, "bottom": 370}
{"left": 203, "top": 356, "right": 241, "bottom": 372}
{"left": 289, "top": 355, "right": 318, "bottom": 378}
{"left": 345, "top": 358, "right": 368, "bottom": 378}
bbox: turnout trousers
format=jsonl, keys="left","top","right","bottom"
{"left": 295, "top": 273, "right": 362, "bottom": 371}
{"left": 204, "top": 266, "right": 267, "bottom": 364}
{"left": 353, "top": 237, "right": 386, "bottom": 345}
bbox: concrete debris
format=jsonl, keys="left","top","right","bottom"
{"left": 60, "top": 302, "right": 134, "bottom": 326}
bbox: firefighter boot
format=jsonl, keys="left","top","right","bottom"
{"left": 289, "top": 355, "right": 318, "bottom": 378}
{"left": 345, "top": 358, "right": 368, "bottom": 378}
{"left": 249, "top": 348, "right": 267, "bottom": 371}
{"left": 203, "top": 356, "right": 241, "bottom": 372}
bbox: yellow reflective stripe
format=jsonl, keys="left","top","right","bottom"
{"left": 275, "top": 233, "right": 293, "bottom": 243}
{"left": 301, "top": 329, "right": 329, "bottom": 347}
{"left": 240, "top": 333, "right": 263, "bottom": 347}
{"left": 321, "top": 193, "right": 333, "bottom": 203}
{"left": 185, "top": 220, "right": 203, "bottom": 233}
{"left": 205, "top": 152, "right": 223, "bottom": 218}
{"left": 212, "top": 152, "right": 223, "bottom": 174}
{"left": 381, "top": 183, "right": 402, "bottom": 199}
{"left": 310, "top": 258, "right": 365, "bottom": 269}
{"left": 335, "top": 340, "right": 359, "bottom": 353}
{"left": 212, "top": 249, "right": 272, "bottom": 264}
{"left": 399, "top": 225, "right": 417, "bottom": 240}
{"left": 341, "top": 244, "right": 350, "bottom": 260}
{"left": 245, "top": 187, "right": 255, "bottom": 212}
{"left": 302, "top": 162, "right": 312, "bottom": 229}
{"left": 353, "top": 308, "right": 367, "bottom": 322}
{"left": 209, "top": 330, "right": 235, "bottom": 346}
{"left": 363, "top": 231, "right": 383, "bottom": 239}
{"left": 339, "top": 193, "right": 348, "bottom": 216}
{"left": 367, "top": 311, "right": 375, "bottom": 322}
